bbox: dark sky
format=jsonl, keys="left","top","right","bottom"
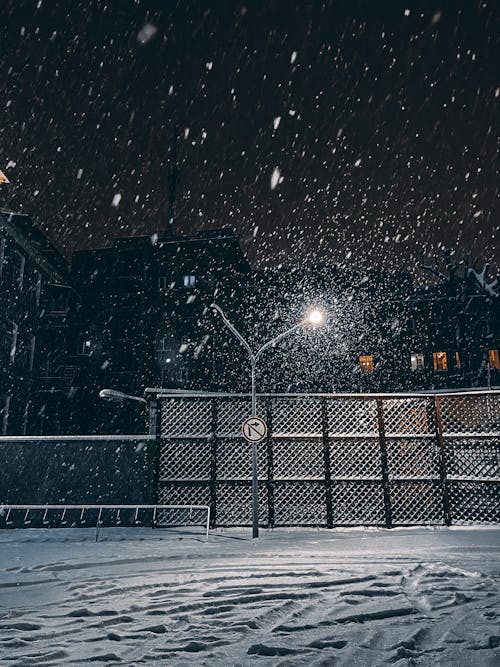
{"left": 0, "top": 0, "right": 498, "bottom": 276}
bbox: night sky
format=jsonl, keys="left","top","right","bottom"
{"left": 0, "top": 0, "right": 498, "bottom": 276}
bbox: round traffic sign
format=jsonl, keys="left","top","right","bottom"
{"left": 242, "top": 416, "right": 267, "bottom": 443}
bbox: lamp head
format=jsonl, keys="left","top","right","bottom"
{"left": 306, "top": 308, "right": 325, "bottom": 326}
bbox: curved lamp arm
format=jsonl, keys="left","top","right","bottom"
{"left": 210, "top": 303, "right": 255, "bottom": 362}
{"left": 254, "top": 324, "right": 303, "bottom": 361}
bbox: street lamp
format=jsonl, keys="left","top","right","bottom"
{"left": 211, "top": 303, "right": 326, "bottom": 538}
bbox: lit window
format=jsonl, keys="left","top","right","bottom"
{"left": 433, "top": 352, "right": 448, "bottom": 372}
{"left": 489, "top": 349, "right": 500, "bottom": 369}
{"left": 183, "top": 274, "right": 196, "bottom": 288}
{"left": 79, "top": 339, "right": 92, "bottom": 355}
{"left": 359, "top": 355, "right": 373, "bottom": 372}
{"left": 454, "top": 352, "right": 461, "bottom": 369}
{"left": 410, "top": 353, "right": 425, "bottom": 371}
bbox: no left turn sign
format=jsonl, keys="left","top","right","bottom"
{"left": 242, "top": 416, "right": 267, "bottom": 443}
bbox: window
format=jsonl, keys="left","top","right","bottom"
{"left": 157, "top": 336, "right": 170, "bottom": 352}
{"left": 410, "top": 353, "right": 425, "bottom": 371}
{"left": 29, "top": 335, "right": 36, "bottom": 371}
{"left": 489, "top": 349, "right": 500, "bottom": 369}
{"left": 158, "top": 276, "right": 169, "bottom": 290}
{"left": 45, "top": 289, "right": 68, "bottom": 314}
{"left": 359, "top": 355, "right": 373, "bottom": 372}
{"left": 1, "top": 395, "right": 11, "bottom": 435}
{"left": 22, "top": 400, "right": 31, "bottom": 436}
{"left": 79, "top": 339, "right": 92, "bottom": 355}
{"left": 9, "top": 323, "right": 18, "bottom": 364}
{"left": 34, "top": 270, "right": 42, "bottom": 306}
{"left": 0, "top": 237, "right": 5, "bottom": 275}
{"left": 454, "top": 352, "right": 461, "bottom": 370}
{"left": 183, "top": 274, "right": 196, "bottom": 288}
{"left": 1, "top": 251, "right": 24, "bottom": 290}
{"left": 15, "top": 331, "right": 31, "bottom": 369}
{"left": 433, "top": 352, "right": 448, "bottom": 372}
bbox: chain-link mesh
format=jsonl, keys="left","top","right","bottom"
{"left": 389, "top": 482, "right": 444, "bottom": 524}
{"left": 330, "top": 481, "right": 386, "bottom": 524}
{"left": 272, "top": 439, "right": 325, "bottom": 479}
{"left": 386, "top": 438, "right": 441, "bottom": 479}
{"left": 215, "top": 399, "right": 252, "bottom": 437}
{"left": 271, "top": 397, "right": 323, "bottom": 435}
{"left": 273, "top": 482, "right": 327, "bottom": 525}
{"left": 383, "top": 398, "right": 435, "bottom": 435}
{"left": 161, "top": 398, "right": 212, "bottom": 436}
{"left": 157, "top": 483, "right": 211, "bottom": 508}
{"left": 444, "top": 439, "right": 499, "bottom": 479}
{"left": 216, "top": 483, "right": 269, "bottom": 525}
{"left": 448, "top": 482, "right": 500, "bottom": 523}
{"left": 159, "top": 440, "right": 211, "bottom": 480}
{"left": 216, "top": 440, "right": 267, "bottom": 480}
{"left": 156, "top": 392, "right": 499, "bottom": 527}
{"left": 329, "top": 439, "right": 382, "bottom": 479}
{"left": 327, "top": 398, "right": 378, "bottom": 434}
{"left": 440, "top": 395, "right": 500, "bottom": 435}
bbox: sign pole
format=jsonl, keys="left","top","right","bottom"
{"left": 250, "top": 359, "right": 259, "bottom": 538}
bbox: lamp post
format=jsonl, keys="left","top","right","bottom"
{"left": 211, "top": 303, "right": 325, "bottom": 538}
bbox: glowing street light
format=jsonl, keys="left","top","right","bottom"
{"left": 211, "top": 303, "right": 326, "bottom": 538}
{"left": 306, "top": 308, "right": 325, "bottom": 326}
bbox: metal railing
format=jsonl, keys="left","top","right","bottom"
{"left": 153, "top": 390, "right": 499, "bottom": 527}
{"left": 0, "top": 504, "right": 211, "bottom": 541}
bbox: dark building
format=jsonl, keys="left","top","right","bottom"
{"left": 0, "top": 209, "right": 76, "bottom": 435}
{"left": 69, "top": 228, "right": 251, "bottom": 431}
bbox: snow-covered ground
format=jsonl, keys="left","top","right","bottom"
{"left": 0, "top": 526, "right": 499, "bottom": 666}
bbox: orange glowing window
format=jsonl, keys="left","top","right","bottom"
{"left": 489, "top": 349, "right": 500, "bottom": 369}
{"left": 454, "top": 352, "right": 461, "bottom": 369}
{"left": 433, "top": 352, "right": 448, "bottom": 372}
{"left": 359, "top": 355, "right": 373, "bottom": 372}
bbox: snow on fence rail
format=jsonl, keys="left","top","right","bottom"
{"left": 0, "top": 504, "right": 211, "bottom": 541}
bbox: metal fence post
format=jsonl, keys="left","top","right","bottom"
{"left": 265, "top": 398, "right": 274, "bottom": 528}
{"left": 376, "top": 398, "right": 392, "bottom": 528}
{"left": 209, "top": 398, "right": 218, "bottom": 528}
{"left": 434, "top": 396, "right": 452, "bottom": 526}
{"left": 149, "top": 399, "right": 161, "bottom": 514}
{"left": 321, "top": 398, "right": 334, "bottom": 528}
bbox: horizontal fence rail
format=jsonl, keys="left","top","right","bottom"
{"left": 153, "top": 390, "right": 500, "bottom": 528}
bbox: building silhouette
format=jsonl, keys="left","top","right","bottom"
{"left": 0, "top": 210, "right": 498, "bottom": 435}
{"left": 0, "top": 209, "right": 75, "bottom": 434}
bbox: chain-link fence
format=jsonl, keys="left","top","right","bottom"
{"left": 152, "top": 391, "right": 499, "bottom": 527}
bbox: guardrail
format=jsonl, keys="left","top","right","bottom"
{"left": 0, "top": 504, "right": 211, "bottom": 541}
